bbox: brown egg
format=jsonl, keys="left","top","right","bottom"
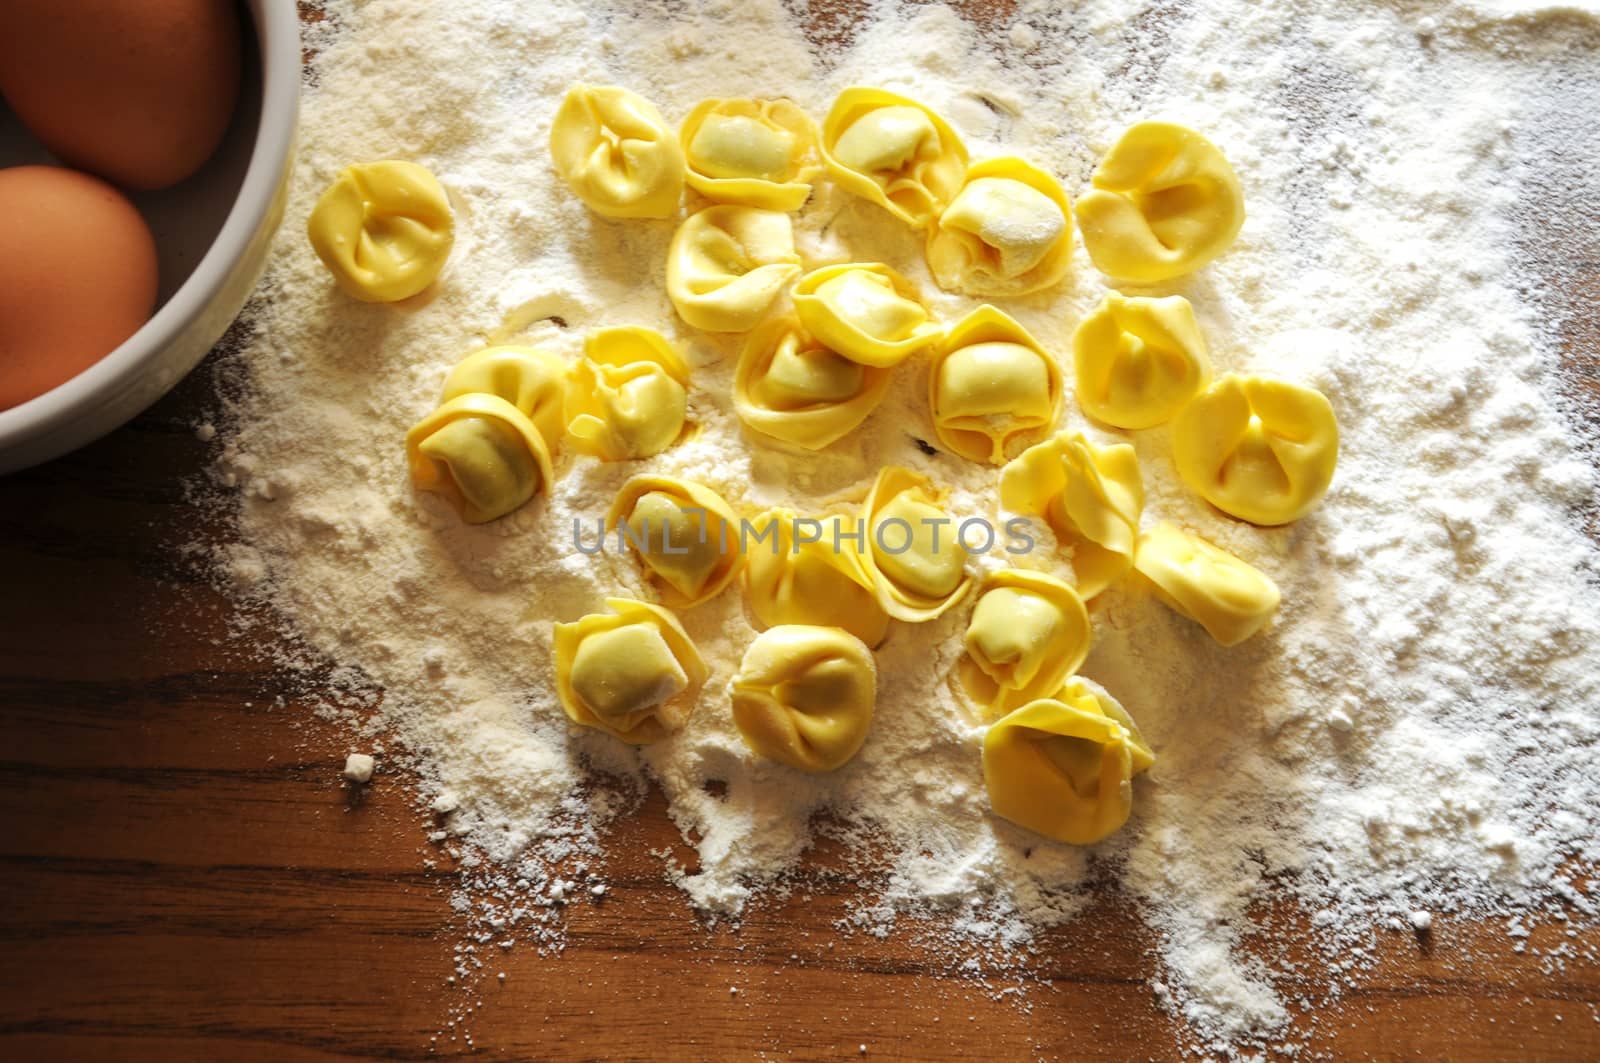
{"left": 0, "top": 166, "right": 159, "bottom": 411}
{"left": 0, "top": 0, "right": 241, "bottom": 191}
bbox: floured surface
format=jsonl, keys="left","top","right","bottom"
{"left": 207, "top": 0, "right": 1600, "bottom": 1052}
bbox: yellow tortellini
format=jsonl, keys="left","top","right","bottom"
{"left": 1073, "top": 293, "right": 1211, "bottom": 430}
{"left": 742, "top": 508, "right": 891, "bottom": 648}
{"left": 405, "top": 393, "right": 554, "bottom": 524}
{"left": 307, "top": 160, "right": 454, "bottom": 303}
{"left": 553, "top": 597, "right": 709, "bottom": 744}
{"left": 667, "top": 205, "right": 802, "bottom": 332}
{"left": 983, "top": 677, "right": 1155, "bottom": 846}
{"left": 549, "top": 84, "right": 685, "bottom": 220}
{"left": 857, "top": 466, "right": 975, "bottom": 622}
{"left": 928, "top": 305, "right": 1063, "bottom": 465}
{"left": 1074, "top": 121, "right": 1245, "bottom": 283}
{"left": 1172, "top": 373, "right": 1339, "bottom": 526}
{"left": 606, "top": 475, "right": 746, "bottom": 608}
{"left": 1134, "top": 521, "right": 1280, "bottom": 646}
{"left": 792, "top": 263, "right": 940, "bottom": 369}
{"left": 730, "top": 625, "right": 877, "bottom": 773}
{"left": 564, "top": 326, "right": 690, "bottom": 461}
{"left": 439, "top": 345, "right": 569, "bottom": 456}
{"left": 926, "top": 157, "right": 1073, "bottom": 297}
{"left": 959, "top": 569, "right": 1091, "bottom": 718}
{"left": 1000, "top": 431, "right": 1145, "bottom": 599}
{"left": 734, "top": 316, "right": 892, "bottom": 451}
{"left": 680, "top": 98, "right": 821, "bottom": 211}
{"left": 822, "top": 87, "right": 968, "bottom": 230}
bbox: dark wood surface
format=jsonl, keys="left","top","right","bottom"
{"left": 3, "top": 4, "right": 1599, "bottom": 1059}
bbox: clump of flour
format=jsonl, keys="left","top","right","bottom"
{"left": 207, "top": 0, "right": 1600, "bottom": 1053}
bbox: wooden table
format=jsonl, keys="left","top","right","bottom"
{"left": 3, "top": 8, "right": 1599, "bottom": 1062}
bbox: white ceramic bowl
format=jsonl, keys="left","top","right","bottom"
{"left": 0, "top": 0, "right": 299, "bottom": 474}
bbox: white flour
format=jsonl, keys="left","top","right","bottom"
{"left": 205, "top": 0, "right": 1600, "bottom": 1053}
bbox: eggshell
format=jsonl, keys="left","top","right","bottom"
{"left": 0, "top": 0, "right": 242, "bottom": 191}
{"left": 0, "top": 166, "right": 159, "bottom": 411}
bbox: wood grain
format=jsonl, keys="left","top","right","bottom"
{"left": 3, "top": 3, "right": 1600, "bottom": 1060}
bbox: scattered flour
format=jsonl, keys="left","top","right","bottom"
{"left": 206, "top": 0, "right": 1600, "bottom": 1053}
{"left": 341, "top": 752, "right": 375, "bottom": 783}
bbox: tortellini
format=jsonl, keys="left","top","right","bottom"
{"left": 606, "top": 475, "right": 746, "bottom": 608}
{"left": 1134, "top": 521, "right": 1280, "bottom": 646}
{"left": 928, "top": 305, "right": 1063, "bottom": 465}
{"left": 742, "top": 508, "right": 891, "bottom": 647}
{"left": 1073, "top": 293, "right": 1211, "bottom": 430}
{"left": 680, "top": 98, "right": 821, "bottom": 211}
{"left": 734, "top": 316, "right": 892, "bottom": 450}
{"left": 983, "top": 677, "right": 1154, "bottom": 846}
{"left": 564, "top": 326, "right": 690, "bottom": 461}
{"left": 1172, "top": 373, "right": 1339, "bottom": 526}
{"left": 822, "top": 87, "right": 968, "bottom": 229}
{"left": 731, "top": 625, "right": 877, "bottom": 773}
{"left": 857, "top": 466, "right": 975, "bottom": 622}
{"left": 439, "top": 345, "right": 569, "bottom": 457}
{"left": 792, "top": 263, "right": 940, "bottom": 369}
{"left": 959, "top": 569, "right": 1091, "bottom": 718}
{"left": 307, "top": 160, "right": 454, "bottom": 303}
{"left": 406, "top": 393, "right": 554, "bottom": 524}
{"left": 999, "top": 431, "right": 1145, "bottom": 599}
{"left": 667, "top": 205, "right": 802, "bottom": 332}
{"left": 1074, "top": 121, "right": 1245, "bottom": 283}
{"left": 553, "top": 597, "right": 709, "bottom": 744}
{"left": 550, "top": 84, "right": 685, "bottom": 220}
{"left": 926, "top": 158, "right": 1073, "bottom": 297}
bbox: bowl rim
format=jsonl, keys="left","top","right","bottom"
{"left": 0, "top": 0, "right": 300, "bottom": 446}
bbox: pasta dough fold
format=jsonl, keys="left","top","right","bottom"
{"left": 1172, "top": 373, "right": 1339, "bottom": 526}
{"left": 821, "top": 87, "right": 968, "bottom": 229}
{"left": 307, "top": 160, "right": 454, "bottom": 303}
{"left": 1072, "top": 293, "right": 1210, "bottom": 430}
{"left": 1134, "top": 521, "right": 1280, "bottom": 646}
{"left": 734, "top": 316, "right": 891, "bottom": 450}
{"left": 926, "top": 157, "right": 1072, "bottom": 297}
{"left": 667, "top": 205, "right": 801, "bottom": 332}
{"left": 680, "top": 98, "right": 821, "bottom": 210}
{"left": 1000, "top": 431, "right": 1144, "bottom": 598}
{"left": 565, "top": 326, "right": 689, "bottom": 461}
{"left": 1074, "top": 121, "right": 1244, "bottom": 282}
{"left": 983, "top": 678, "right": 1154, "bottom": 845}
{"left": 554, "top": 597, "right": 709, "bottom": 743}
{"left": 792, "top": 263, "right": 940, "bottom": 369}
{"left": 857, "top": 466, "right": 974, "bottom": 622}
{"left": 406, "top": 393, "right": 553, "bottom": 524}
{"left": 742, "top": 508, "right": 891, "bottom": 647}
{"left": 731, "top": 625, "right": 877, "bottom": 772}
{"left": 960, "top": 569, "right": 1090, "bottom": 718}
{"left": 607, "top": 475, "right": 745, "bottom": 607}
{"left": 550, "top": 84, "right": 684, "bottom": 219}
{"left": 929, "top": 305, "right": 1062, "bottom": 465}
{"left": 440, "top": 345, "right": 568, "bottom": 456}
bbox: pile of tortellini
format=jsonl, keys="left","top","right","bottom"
{"left": 386, "top": 83, "right": 1342, "bottom": 850}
